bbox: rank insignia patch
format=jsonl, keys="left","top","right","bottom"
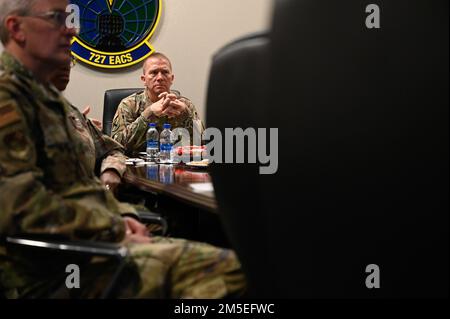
{"left": 70, "top": 0, "right": 162, "bottom": 69}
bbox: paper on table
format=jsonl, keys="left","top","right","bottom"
{"left": 189, "top": 182, "right": 214, "bottom": 193}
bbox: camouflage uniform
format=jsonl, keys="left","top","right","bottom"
{"left": 0, "top": 52, "right": 245, "bottom": 298}
{"left": 111, "top": 90, "right": 205, "bottom": 156}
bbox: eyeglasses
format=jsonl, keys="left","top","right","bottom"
{"left": 21, "top": 10, "right": 73, "bottom": 30}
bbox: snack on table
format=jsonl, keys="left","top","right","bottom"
{"left": 186, "top": 159, "right": 210, "bottom": 167}
{"left": 176, "top": 145, "right": 206, "bottom": 156}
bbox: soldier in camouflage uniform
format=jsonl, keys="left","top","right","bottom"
{"left": 111, "top": 52, "right": 205, "bottom": 156}
{"left": 0, "top": 0, "right": 245, "bottom": 298}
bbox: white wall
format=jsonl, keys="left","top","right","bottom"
{"left": 0, "top": 0, "right": 272, "bottom": 124}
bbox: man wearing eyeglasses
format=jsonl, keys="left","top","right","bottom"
{"left": 0, "top": 0, "right": 245, "bottom": 299}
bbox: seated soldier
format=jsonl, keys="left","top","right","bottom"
{"left": 0, "top": 0, "right": 245, "bottom": 298}
{"left": 50, "top": 59, "right": 161, "bottom": 233}
{"left": 111, "top": 53, "right": 205, "bottom": 156}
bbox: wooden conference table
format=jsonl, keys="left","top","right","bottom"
{"left": 123, "top": 162, "right": 226, "bottom": 245}
{"left": 123, "top": 162, "right": 218, "bottom": 213}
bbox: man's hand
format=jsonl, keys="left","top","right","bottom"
{"left": 82, "top": 106, "right": 103, "bottom": 130}
{"left": 142, "top": 93, "right": 187, "bottom": 119}
{"left": 142, "top": 92, "right": 169, "bottom": 118}
{"left": 122, "top": 217, "right": 151, "bottom": 244}
{"left": 100, "top": 169, "right": 121, "bottom": 192}
{"left": 162, "top": 98, "right": 188, "bottom": 118}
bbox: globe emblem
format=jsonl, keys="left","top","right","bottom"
{"left": 71, "top": 0, "right": 159, "bottom": 52}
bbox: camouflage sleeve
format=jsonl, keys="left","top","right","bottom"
{"left": 111, "top": 97, "right": 148, "bottom": 155}
{"left": 0, "top": 97, "right": 126, "bottom": 242}
{"left": 85, "top": 118, "right": 127, "bottom": 177}
{"left": 100, "top": 151, "right": 127, "bottom": 177}
{"left": 179, "top": 97, "right": 205, "bottom": 145}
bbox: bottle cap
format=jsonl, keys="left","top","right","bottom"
{"left": 163, "top": 123, "right": 171, "bottom": 129}
{"left": 149, "top": 123, "right": 156, "bottom": 127}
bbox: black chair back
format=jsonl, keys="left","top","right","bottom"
{"left": 207, "top": 32, "right": 271, "bottom": 297}
{"left": 207, "top": 0, "right": 448, "bottom": 297}
{"left": 103, "top": 88, "right": 142, "bottom": 136}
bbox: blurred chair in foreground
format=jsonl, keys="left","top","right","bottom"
{"left": 207, "top": 32, "right": 271, "bottom": 297}
{"left": 207, "top": 0, "right": 448, "bottom": 297}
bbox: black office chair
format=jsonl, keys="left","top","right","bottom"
{"left": 207, "top": 0, "right": 448, "bottom": 297}
{"left": 103, "top": 88, "right": 142, "bottom": 136}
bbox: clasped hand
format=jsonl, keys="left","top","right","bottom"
{"left": 144, "top": 92, "right": 187, "bottom": 118}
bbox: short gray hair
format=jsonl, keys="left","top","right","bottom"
{"left": 0, "top": 0, "right": 38, "bottom": 44}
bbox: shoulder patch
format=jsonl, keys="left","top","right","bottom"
{"left": 0, "top": 103, "right": 20, "bottom": 128}
{"left": 3, "top": 130, "right": 31, "bottom": 161}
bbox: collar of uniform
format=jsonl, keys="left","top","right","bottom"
{"left": 139, "top": 89, "right": 149, "bottom": 104}
{"left": 0, "top": 52, "right": 65, "bottom": 106}
{"left": 0, "top": 52, "right": 36, "bottom": 82}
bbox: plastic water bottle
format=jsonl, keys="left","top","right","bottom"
{"left": 146, "top": 123, "right": 159, "bottom": 160}
{"left": 159, "top": 123, "right": 173, "bottom": 163}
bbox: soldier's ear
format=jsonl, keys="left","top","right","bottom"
{"left": 5, "top": 16, "right": 26, "bottom": 43}
{"left": 140, "top": 74, "right": 146, "bottom": 83}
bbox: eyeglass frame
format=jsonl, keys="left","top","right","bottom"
{"left": 19, "top": 10, "right": 75, "bottom": 31}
